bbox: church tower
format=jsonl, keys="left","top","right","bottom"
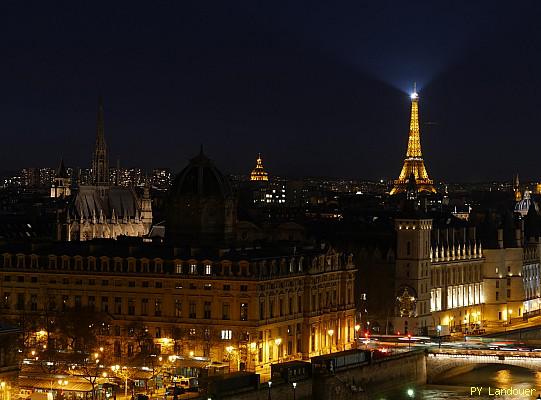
{"left": 390, "top": 85, "right": 436, "bottom": 195}
{"left": 92, "top": 96, "right": 109, "bottom": 186}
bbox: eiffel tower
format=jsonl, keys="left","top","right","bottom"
{"left": 390, "top": 85, "right": 436, "bottom": 195}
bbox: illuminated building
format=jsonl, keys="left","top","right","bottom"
{"left": 250, "top": 153, "right": 269, "bottom": 181}
{"left": 50, "top": 159, "right": 71, "bottom": 198}
{"left": 392, "top": 182, "right": 532, "bottom": 335}
{"left": 0, "top": 241, "right": 356, "bottom": 375}
{"left": 57, "top": 98, "right": 153, "bottom": 241}
{"left": 390, "top": 85, "right": 436, "bottom": 195}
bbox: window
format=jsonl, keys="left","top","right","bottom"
{"left": 128, "top": 281, "right": 135, "bottom": 287}
{"left": 496, "top": 291, "right": 499, "bottom": 301}
{"left": 127, "top": 343, "right": 134, "bottom": 357}
{"left": 204, "top": 301, "right": 211, "bottom": 319}
{"left": 223, "top": 285, "right": 230, "bottom": 291}
{"left": 279, "top": 299, "right": 284, "bottom": 316}
{"left": 102, "top": 280, "right": 109, "bottom": 286}
{"left": 62, "top": 278, "right": 69, "bottom": 285}
{"left": 88, "top": 296, "right": 95, "bottom": 310}
{"left": 508, "top": 266, "right": 511, "bottom": 273}
{"left": 205, "top": 264, "right": 212, "bottom": 275}
{"left": 115, "top": 297, "right": 122, "bottom": 314}
{"left": 189, "top": 302, "right": 197, "bottom": 319}
{"left": 155, "top": 281, "right": 163, "bottom": 288}
{"left": 221, "top": 330, "right": 232, "bottom": 340}
{"left": 62, "top": 295, "right": 68, "bottom": 311}
{"left": 507, "top": 278, "right": 511, "bottom": 285}
{"left": 155, "top": 299, "right": 162, "bottom": 316}
{"left": 240, "top": 285, "right": 248, "bottom": 292}
{"left": 17, "top": 276, "right": 24, "bottom": 283}
{"left": 31, "top": 277, "right": 37, "bottom": 283}
{"left": 240, "top": 303, "right": 248, "bottom": 321}
{"left": 101, "top": 297, "right": 109, "bottom": 313}
{"left": 507, "top": 289, "right": 511, "bottom": 298}
{"left": 270, "top": 300, "right": 274, "bottom": 318}
{"left": 175, "top": 262, "right": 182, "bottom": 274}
{"left": 141, "top": 298, "right": 149, "bottom": 315}
{"left": 259, "top": 302, "right": 265, "bottom": 319}
{"left": 406, "top": 241, "right": 411, "bottom": 256}
{"left": 498, "top": 311, "right": 502, "bottom": 320}
{"left": 175, "top": 299, "right": 182, "bottom": 317}
{"left": 496, "top": 281, "right": 499, "bottom": 288}
{"left": 142, "top": 281, "right": 149, "bottom": 288}
{"left": 204, "top": 283, "right": 212, "bottom": 290}
{"left": 75, "top": 295, "right": 81, "bottom": 310}
{"left": 222, "top": 303, "right": 230, "bottom": 320}
{"left": 47, "top": 295, "right": 55, "bottom": 311}
{"left": 89, "top": 279, "right": 95, "bottom": 286}
{"left": 128, "top": 298, "right": 135, "bottom": 315}
{"left": 190, "top": 264, "right": 197, "bottom": 274}
{"left": 30, "top": 294, "right": 37, "bottom": 311}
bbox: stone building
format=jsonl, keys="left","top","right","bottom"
{"left": 57, "top": 98, "right": 152, "bottom": 241}
{"left": 0, "top": 240, "right": 356, "bottom": 376}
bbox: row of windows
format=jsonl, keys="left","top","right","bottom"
{"left": 1, "top": 292, "right": 249, "bottom": 321}
{"left": 2, "top": 275, "right": 250, "bottom": 291}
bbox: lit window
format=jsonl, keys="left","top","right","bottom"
{"left": 175, "top": 263, "right": 182, "bottom": 274}
{"left": 190, "top": 264, "right": 197, "bottom": 274}
{"left": 221, "top": 330, "right": 232, "bottom": 340}
{"left": 205, "top": 264, "right": 212, "bottom": 275}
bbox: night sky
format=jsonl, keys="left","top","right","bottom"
{"left": 2, "top": 1, "right": 540, "bottom": 181}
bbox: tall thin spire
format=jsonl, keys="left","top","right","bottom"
{"left": 92, "top": 96, "right": 109, "bottom": 186}
{"left": 390, "top": 86, "right": 435, "bottom": 195}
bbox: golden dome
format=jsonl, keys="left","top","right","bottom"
{"left": 250, "top": 153, "right": 269, "bottom": 181}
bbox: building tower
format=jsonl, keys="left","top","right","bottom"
{"left": 92, "top": 96, "right": 109, "bottom": 186}
{"left": 250, "top": 153, "right": 269, "bottom": 181}
{"left": 390, "top": 85, "right": 436, "bottom": 195}
{"left": 514, "top": 173, "right": 522, "bottom": 201}
{"left": 50, "top": 158, "right": 71, "bottom": 198}
{"left": 394, "top": 185, "right": 433, "bottom": 335}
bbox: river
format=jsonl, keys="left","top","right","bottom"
{"left": 370, "top": 365, "right": 541, "bottom": 399}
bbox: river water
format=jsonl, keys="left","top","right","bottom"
{"left": 370, "top": 365, "right": 541, "bottom": 399}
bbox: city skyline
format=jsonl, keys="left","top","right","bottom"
{"left": 3, "top": 1, "right": 541, "bottom": 181}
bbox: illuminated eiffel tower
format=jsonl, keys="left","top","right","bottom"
{"left": 390, "top": 84, "right": 436, "bottom": 195}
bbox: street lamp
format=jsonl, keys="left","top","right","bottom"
{"left": 267, "top": 381, "right": 272, "bottom": 400}
{"left": 292, "top": 382, "right": 297, "bottom": 400}
{"left": 407, "top": 334, "right": 412, "bottom": 350}
{"left": 354, "top": 324, "right": 361, "bottom": 341}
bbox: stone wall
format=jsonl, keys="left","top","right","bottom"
{"left": 217, "top": 351, "right": 427, "bottom": 400}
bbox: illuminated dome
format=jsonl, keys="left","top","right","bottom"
{"left": 250, "top": 153, "right": 269, "bottom": 181}
{"left": 515, "top": 191, "right": 538, "bottom": 217}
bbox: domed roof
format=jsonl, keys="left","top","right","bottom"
{"left": 170, "top": 148, "right": 232, "bottom": 198}
{"left": 515, "top": 191, "right": 538, "bottom": 216}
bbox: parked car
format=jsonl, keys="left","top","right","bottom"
{"left": 177, "top": 377, "right": 198, "bottom": 392}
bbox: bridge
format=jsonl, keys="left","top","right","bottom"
{"left": 426, "top": 348, "right": 541, "bottom": 382}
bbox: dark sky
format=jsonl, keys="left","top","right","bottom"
{"left": 2, "top": 1, "right": 540, "bottom": 181}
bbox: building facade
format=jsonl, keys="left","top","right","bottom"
{"left": 0, "top": 242, "right": 356, "bottom": 375}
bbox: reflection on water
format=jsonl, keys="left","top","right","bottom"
{"left": 372, "top": 364, "right": 541, "bottom": 399}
